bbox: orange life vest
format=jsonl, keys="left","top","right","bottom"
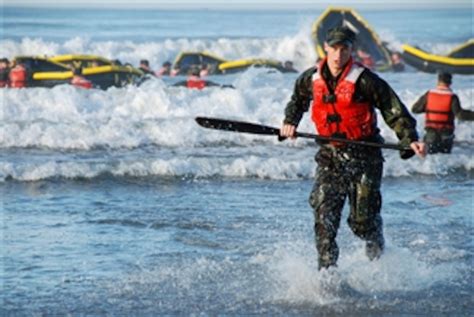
{"left": 311, "top": 58, "right": 376, "bottom": 141}
{"left": 187, "top": 76, "right": 206, "bottom": 90}
{"left": 425, "top": 87, "right": 454, "bottom": 130}
{"left": 71, "top": 76, "right": 93, "bottom": 89}
{"left": 9, "top": 64, "right": 27, "bottom": 88}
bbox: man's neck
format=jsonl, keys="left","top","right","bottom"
{"left": 437, "top": 83, "right": 450, "bottom": 90}
{"left": 328, "top": 64, "right": 343, "bottom": 77}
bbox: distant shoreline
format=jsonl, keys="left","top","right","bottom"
{"left": 3, "top": 3, "right": 472, "bottom": 12}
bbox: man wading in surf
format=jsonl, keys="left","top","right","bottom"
{"left": 280, "top": 26, "right": 426, "bottom": 270}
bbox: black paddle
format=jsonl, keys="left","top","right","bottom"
{"left": 195, "top": 116, "right": 411, "bottom": 151}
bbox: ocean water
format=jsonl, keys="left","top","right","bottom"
{"left": 1, "top": 6, "right": 473, "bottom": 315}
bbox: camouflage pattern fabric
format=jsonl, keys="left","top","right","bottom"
{"left": 423, "top": 128, "right": 455, "bottom": 154}
{"left": 309, "top": 145, "right": 384, "bottom": 269}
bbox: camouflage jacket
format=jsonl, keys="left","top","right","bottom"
{"left": 283, "top": 64, "right": 419, "bottom": 158}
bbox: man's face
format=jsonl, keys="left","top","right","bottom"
{"left": 324, "top": 42, "right": 352, "bottom": 72}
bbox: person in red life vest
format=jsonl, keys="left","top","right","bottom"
{"left": 172, "top": 67, "right": 221, "bottom": 89}
{"left": 187, "top": 72, "right": 206, "bottom": 90}
{"left": 411, "top": 72, "right": 473, "bottom": 154}
{"left": 9, "top": 61, "right": 29, "bottom": 88}
{"left": 280, "top": 26, "right": 426, "bottom": 270}
{"left": 0, "top": 58, "right": 11, "bottom": 87}
{"left": 156, "top": 61, "right": 172, "bottom": 77}
{"left": 356, "top": 48, "right": 375, "bottom": 70}
{"left": 71, "top": 68, "right": 93, "bottom": 89}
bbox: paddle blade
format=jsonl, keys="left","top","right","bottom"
{"left": 195, "top": 117, "right": 280, "bottom": 136}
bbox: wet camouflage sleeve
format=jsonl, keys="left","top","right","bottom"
{"left": 283, "top": 67, "right": 316, "bottom": 126}
{"left": 358, "top": 71, "right": 419, "bottom": 150}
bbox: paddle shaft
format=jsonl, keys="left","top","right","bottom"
{"left": 195, "top": 117, "right": 411, "bottom": 151}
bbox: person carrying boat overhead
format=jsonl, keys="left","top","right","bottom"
{"left": 71, "top": 68, "right": 93, "bottom": 89}
{"left": 279, "top": 26, "right": 426, "bottom": 270}
{"left": 411, "top": 72, "right": 473, "bottom": 154}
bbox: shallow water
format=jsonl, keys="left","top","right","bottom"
{"left": 2, "top": 173, "right": 473, "bottom": 315}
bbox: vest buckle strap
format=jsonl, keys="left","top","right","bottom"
{"left": 331, "top": 132, "right": 347, "bottom": 139}
{"left": 327, "top": 113, "right": 342, "bottom": 123}
{"left": 323, "top": 94, "right": 337, "bottom": 103}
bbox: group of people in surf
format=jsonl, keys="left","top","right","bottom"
{"left": 1, "top": 38, "right": 472, "bottom": 155}
{"left": 0, "top": 57, "right": 95, "bottom": 89}
{"left": 0, "top": 57, "right": 28, "bottom": 88}
{"left": 137, "top": 59, "right": 231, "bottom": 89}
{"left": 354, "top": 48, "right": 405, "bottom": 72}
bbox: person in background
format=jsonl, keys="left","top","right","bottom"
{"left": 0, "top": 58, "right": 11, "bottom": 87}
{"left": 356, "top": 48, "right": 375, "bottom": 69}
{"left": 9, "top": 60, "right": 28, "bottom": 88}
{"left": 282, "top": 60, "right": 298, "bottom": 73}
{"left": 157, "top": 61, "right": 172, "bottom": 76}
{"left": 138, "top": 59, "right": 156, "bottom": 76}
{"left": 170, "top": 64, "right": 181, "bottom": 77}
{"left": 279, "top": 26, "right": 425, "bottom": 270}
{"left": 71, "top": 68, "right": 92, "bottom": 89}
{"left": 172, "top": 67, "right": 226, "bottom": 89}
{"left": 390, "top": 52, "right": 405, "bottom": 72}
{"left": 411, "top": 72, "right": 473, "bottom": 154}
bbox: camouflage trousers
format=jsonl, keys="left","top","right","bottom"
{"left": 424, "top": 128, "right": 454, "bottom": 154}
{"left": 309, "top": 145, "right": 385, "bottom": 269}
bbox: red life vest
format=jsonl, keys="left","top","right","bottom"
{"left": 71, "top": 76, "right": 93, "bottom": 89}
{"left": 311, "top": 58, "right": 376, "bottom": 142}
{"left": 9, "top": 64, "right": 27, "bottom": 88}
{"left": 187, "top": 75, "right": 206, "bottom": 90}
{"left": 425, "top": 87, "right": 454, "bottom": 130}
